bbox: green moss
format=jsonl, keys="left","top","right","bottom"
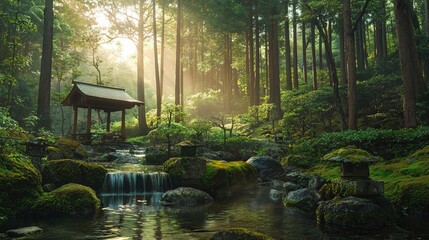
{"left": 212, "top": 228, "right": 274, "bottom": 240}
{"left": 203, "top": 160, "right": 257, "bottom": 192}
{"left": 322, "top": 146, "right": 382, "bottom": 163}
{"left": 307, "top": 163, "right": 340, "bottom": 180}
{"left": 0, "top": 153, "right": 42, "bottom": 225}
{"left": 163, "top": 157, "right": 206, "bottom": 179}
{"left": 280, "top": 155, "right": 317, "bottom": 169}
{"left": 33, "top": 183, "right": 100, "bottom": 217}
{"left": 42, "top": 159, "right": 107, "bottom": 191}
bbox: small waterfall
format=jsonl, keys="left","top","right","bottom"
{"left": 101, "top": 172, "right": 172, "bottom": 195}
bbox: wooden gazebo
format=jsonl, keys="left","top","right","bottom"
{"left": 62, "top": 81, "right": 143, "bottom": 143}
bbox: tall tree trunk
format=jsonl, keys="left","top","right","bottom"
{"left": 224, "top": 33, "right": 232, "bottom": 113}
{"left": 344, "top": 0, "right": 357, "bottom": 130}
{"left": 264, "top": 24, "right": 269, "bottom": 97}
{"left": 249, "top": 0, "right": 255, "bottom": 106}
{"left": 318, "top": 32, "right": 323, "bottom": 69}
{"left": 161, "top": 3, "right": 165, "bottom": 96}
{"left": 153, "top": 0, "right": 161, "bottom": 121}
{"left": 393, "top": 0, "right": 423, "bottom": 128}
{"left": 255, "top": 10, "right": 261, "bottom": 105}
{"left": 37, "top": 0, "right": 54, "bottom": 130}
{"left": 355, "top": 21, "right": 366, "bottom": 71}
{"left": 284, "top": 0, "right": 292, "bottom": 90}
{"left": 268, "top": 8, "right": 282, "bottom": 119}
{"left": 175, "top": 0, "right": 182, "bottom": 122}
{"left": 339, "top": 14, "right": 348, "bottom": 86}
{"left": 137, "top": 0, "right": 149, "bottom": 133}
{"left": 375, "top": 0, "right": 388, "bottom": 65}
{"left": 310, "top": 22, "right": 317, "bottom": 90}
{"left": 292, "top": 0, "right": 299, "bottom": 89}
{"left": 302, "top": 21, "right": 308, "bottom": 84}
{"left": 423, "top": 0, "right": 429, "bottom": 84}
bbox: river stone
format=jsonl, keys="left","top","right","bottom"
{"left": 160, "top": 187, "right": 214, "bottom": 206}
{"left": 283, "top": 188, "right": 320, "bottom": 211}
{"left": 6, "top": 226, "right": 43, "bottom": 238}
{"left": 308, "top": 175, "right": 326, "bottom": 190}
{"left": 269, "top": 189, "right": 285, "bottom": 201}
{"left": 284, "top": 171, "right": 311, "bottom": 188}
{"left": 317, "top": 196, "right": 388, "bottom": 232}
{"left": 320, "top": 179, "right": 384, "bottom": 200}
{"left": 246, "top": 156, "right": 284, "bottom": 180}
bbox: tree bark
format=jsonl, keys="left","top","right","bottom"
{"left": 302, "top": 21, "right": 308, "bottom": 84}
{"left": 310, "top": 22, "right": 317, "bottom": 90}
{"left": 37, "top": 0, "right": 54, "bottom": 130}
{"left": 175, "top": 0, "right": 182, "bottom": 122}
{"left": 255, "top": 9, "right": 261, "bottom": 105}
{"left": 137, "top": 0, "right": 149, "bottom": 133}
{"left": 268, "top": 7, "right": 282, "bottom": 119}
{"left": 284, "top": 0, "right": 292, "bottom": 90}
{"left": 292, "top": 0, "right": 299, "bottom": 89}
{"left": 153, "top": 0, "right": 161, "bottom": 121}
{"left": 344, "top": 0, "right": 357, "bottom": 130}
{"left": 393, "top": 0, "right": 423, "bottom": 128}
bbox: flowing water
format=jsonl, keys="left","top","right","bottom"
{"left": 8, "top": 161, "right": 429, "bottom": 240}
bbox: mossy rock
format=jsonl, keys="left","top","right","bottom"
{"left": 51, "top": 137, "right": 87, "bottom": 159}
{"left": 317, "top": 196, "right": 388, "bottom": 233}
{"left": 320, "top": 179, "right": 384, "bottom": 200}
{"left": 280, "top": 155, "right": 316, "bottom": 169}
{"left": 163, "top": 156, "right": 207, "bottom": 180}
{"left": 211, "top": 228, "right": 274, "bottom": 240}
{"left": 0, "top": 153, "right": 42, "bottom": 226}
{"left": 323, "top": 147, "right": 382, "bottom": 163}
{"left": 143, "top": 147, "right": 170, "bottom": 165}
{"left": 204, "top": 160, "right": 257, "bottom": 193}
{"left": 42, "top": 159, "right": 107, "bottom": 191}
{"left": 33, "top": 183, "right": 100, "bottom": 217}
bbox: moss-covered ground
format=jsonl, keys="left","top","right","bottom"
{"left": 306, "top": 145, "right": 429, "bottom": 215}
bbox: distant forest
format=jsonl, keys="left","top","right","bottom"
{"left": 1, "top": 0, "right": 428, "bottom": 137}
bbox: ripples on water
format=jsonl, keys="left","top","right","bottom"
{"left": 27, "top": 186, "right": 429, "bottom": 240}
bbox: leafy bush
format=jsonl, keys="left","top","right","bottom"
{"left": 280, "top": 86, "right": 339, "bottom": 138}
{"left": 186, "top": 89, "right": 223, "bottom": 117}
{"left": 295, "top": 127, "right": 429, "bottom": 160}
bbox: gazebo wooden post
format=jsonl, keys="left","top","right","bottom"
{"left": 121, "top": 109, "right": 126, "bottom": 136}
{"left": 72, "top": 106, "right": 78, "bottom": 137}
{"left": 106, "top": 112, "right": 111, "bottom": 132}
{"left": 86, "top": 107, "right": 92, "bottom": 135}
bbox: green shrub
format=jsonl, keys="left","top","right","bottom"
{"left": 295, "top": 127, "right": 429, "bottom": 159}
{"left": 42, "top": 159, "right": 107, "bottom": 191}
{"left": 33, "top": 183, "right": 100, "bottom": 217}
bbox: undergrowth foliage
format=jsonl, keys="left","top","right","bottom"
{"left": 295, "top": 127, "right": 429, "bottom": 160}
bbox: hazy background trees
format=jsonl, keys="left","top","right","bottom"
{"left": 1, "top": 0, "right": 428, "bottom": 138}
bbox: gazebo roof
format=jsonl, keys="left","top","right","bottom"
{"left": 62, "top": 81, "right": 143, "bottom": 112}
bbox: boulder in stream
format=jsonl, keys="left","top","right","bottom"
{"left": 283, "top": 188, "right": 320, "bottom": 211}
{"left": 246, "top": 156, "right": 284, "bottom": 180}
{"left": 160, "top": 187, "right": 213, "bottom": 207}
{"left": 317, "top": 196, "right": 390, "bottom": 232}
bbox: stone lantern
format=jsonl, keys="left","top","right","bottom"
{"left": 322, "top": 146, "right": 384, "bottom": 197}
{"left": 177, "top": 141, "right": 204, "bottom": 157}
{"left": 322, "top": 147, "right": 381, "bottom": 179}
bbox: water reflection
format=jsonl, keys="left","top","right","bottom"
{"left": 26, "top": 187, "right": 429, "bottom": 239}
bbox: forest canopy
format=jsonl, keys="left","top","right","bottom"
{"left": 1, "top": 0, "right": 428, "bottom": 139}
